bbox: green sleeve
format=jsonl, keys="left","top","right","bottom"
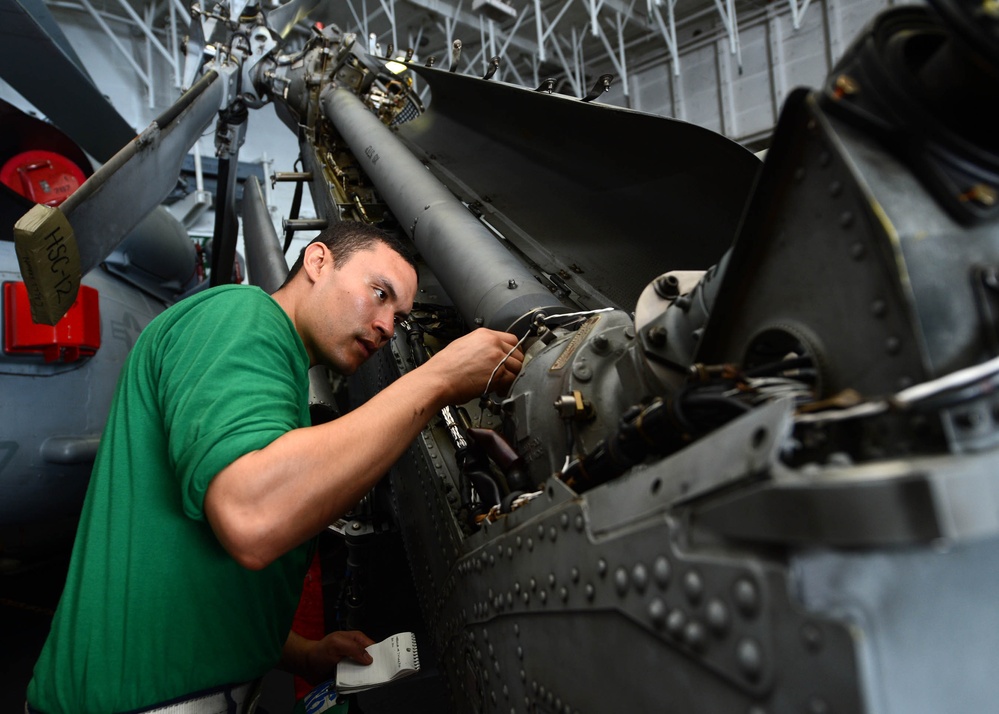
{"left": 154, "top": 290, "right": 309, "bottom": 520}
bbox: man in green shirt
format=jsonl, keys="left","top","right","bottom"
{"left": 26, "top": 222, "right": 523, "bottom": 713}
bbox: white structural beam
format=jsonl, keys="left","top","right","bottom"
{"left": 377, "top": 0, "right": 397, "bottom": 54}
{"left": 76, "top": 0, "right": 151, "bottom": 89}
{"left": 788, "top": 0, "right": 813, "bottom": 30}
{"left": 651, "top": 0, "right": 680, "bottom": 76}
{"left": 713, "top": 0, "right": 742, "bottom": 71}
{"left": 534, "top": 0, "right": 576, "bottom": 63}
{"left": 594, "top": 12, "right": 628, "bottom": 96}
{"left": 406, "top": 0, "right": 540, "bottom": 55}
{"left": 111, "top": 0, "right": 176, "bottom": 71}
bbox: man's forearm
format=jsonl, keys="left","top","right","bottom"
{"left": 205, "top": 364, "right": 448, "bottom": 569}
{"left": 280, "top": 631, "right": 316, "bottom": 680}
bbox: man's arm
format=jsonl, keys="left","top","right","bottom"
{"left": 204, "top": 328, "right": 522, "bottom": 570}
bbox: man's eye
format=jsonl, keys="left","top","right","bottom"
{"left": 374, "top": 288, "right": 387, "bottom": 301}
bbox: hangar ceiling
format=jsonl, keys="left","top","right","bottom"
{"left": 45, "top": 0, "right": 816, "bottom": 99}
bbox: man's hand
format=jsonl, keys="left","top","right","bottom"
{"left": 282, "top": 630, "right": 375, "bottom": 684}
{"left": 420, "top": 328, "right": 524, "bottom": 406}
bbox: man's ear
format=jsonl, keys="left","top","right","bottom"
{"left": 302, "top": 242, "right": 332, "bottom": 282}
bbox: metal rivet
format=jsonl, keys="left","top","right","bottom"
{"left": 649, "top": 598, "right": 667, "bottom": 628}
{"left": 614, "top": 567, "right": 629, "bottom": 596}
{"left": 802, "top": 622, "right": 823, "bottom": 652}
{"left": 683, "top": 570, "right": 704, "bottom": 603}
{"left": 840, "top": 211, "right": 855, "bottom": 228}
{"left": 684, "top": 620, "right": 707, "bottom": 652}
{"left": 632, "top": 563, "right": 649, "bottom": 593}
{"left": 886, "top": 336, "right": 901, "bottom": 355}
{"left": 597, "top": 558, "right": 608, "bottom": 577}
{"left": 585, "top": 583, "right": 595, "bottom": 601}
{"left": 734, "top": 578, "right": 760, "bottom": 617}
{"left": 808, "top": 696, "right": 829, "bottom": 714}
{"left": 666, "top": 608, "right": 686, "bottom": 638}
{"left": 737, "top": 638, "right": 763, "bottom": 681}
{"left": 706, "top": 598, "right": 730, "bottom": 636}
{"left": 654, "top": 556, "right": 671, "bottom": 589}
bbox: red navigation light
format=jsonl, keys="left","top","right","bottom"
{"left": 0, "top": 149, "right": 87, "bottom": 206}
{"left": 3, "top": 282, "right": 101, "bottom": 362}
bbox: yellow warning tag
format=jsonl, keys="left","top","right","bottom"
{"left": 13, "top": 204, "right": 81, "bottom": 326}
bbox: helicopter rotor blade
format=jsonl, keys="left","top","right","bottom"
{"left": 0, "top": 0, "right": 135, "bottom": 162}
{"left": 14, "top": 70, "right": 228, "bottom": 324}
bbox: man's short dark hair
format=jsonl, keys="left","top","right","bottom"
{"left": 281, "top": 222, "right": 417, "bottom": 287}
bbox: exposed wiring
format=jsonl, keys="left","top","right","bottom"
{"left": 482, "top": 330, "right": 533, "bottom": 398}
{"left": 482, "top": 306, "right": 617, "bottom": 398}
{"left": 795, "top": 354, "right": 999, "bottom": 425}
{"left": 895, "top": 354, "right": 999, "bottom": 406}
{"left": 541, "top": 307, "right": 615, "bottom": 325}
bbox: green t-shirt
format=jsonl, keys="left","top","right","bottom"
{"left": 27, "top": 285, "right": 313, "bottom": 714}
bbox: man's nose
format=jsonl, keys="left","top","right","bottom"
{"left": 373, "top": 311, "right": 394, "bottom": 340}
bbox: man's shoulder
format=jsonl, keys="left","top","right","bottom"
{"left": 166, "top": 285, "right": 283, "bottom": 323}
{"left": 187, "top": 284, "right": 272, "bottom": 308}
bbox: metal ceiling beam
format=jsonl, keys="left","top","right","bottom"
{"left": 788, "top": 0, "right": 812, "bottom": 30}
{"left": 534, "top": 0, "right": 576, "bottom": 63}
{"left": 76, "top": 0, "right": 151, "bottom": 89}
{"left": 405, "top": 0, "right": 539, "bottom": 55}
{"left": 713, "top": 0, "right": 742, "bottom": 70}
{"left": 594, "top": 12, "right": 629, "bottom": 95}
{"left": 651, "top": 0, "right": 679, "bottom": 76}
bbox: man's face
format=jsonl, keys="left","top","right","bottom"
{"left": 306, "top": 242, "right": 417, "bottom": 374}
